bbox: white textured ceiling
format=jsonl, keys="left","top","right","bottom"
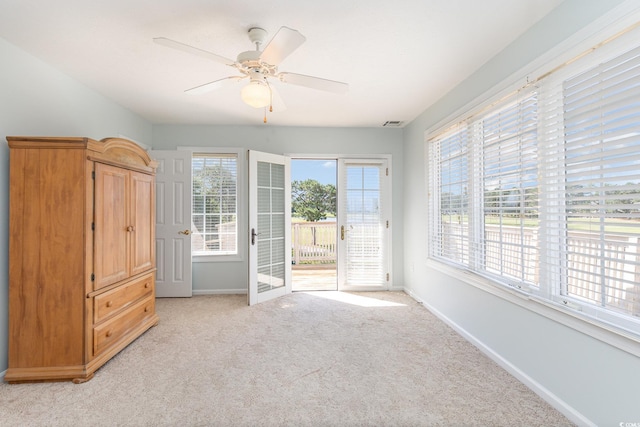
{"left": 0, "top": 0, "right": 563, "bottom": 127}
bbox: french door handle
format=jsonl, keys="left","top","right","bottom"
{"left": 251, "top": 228, "right": 261, "bottom": 245}
{"left": 340, "top": 225, "right": 352, "bottom": 240}
{"left": 178, "top": 229, "right": 191, "bottom": 235}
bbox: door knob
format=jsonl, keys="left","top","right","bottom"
{"left": 178, "top": 229, "right": 191, "bottom": 235}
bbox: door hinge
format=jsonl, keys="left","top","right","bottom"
{"left": 92, "top": 171, "right": 95, "bottom": 179}
{"left": 91, "top": 273, "right": 95, "bottom": 282}
{"left": 386, "top": 273, "right": 390, "bottom": 281}
{"left": 91, "top": 222, "right": 95, "bottom": 231}
{"left": 385, "top": 167, "right": 389, "bottom": 176}
{"left": 386, "top": 220, "right": 389, "bottom": 228}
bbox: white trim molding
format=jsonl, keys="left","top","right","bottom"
{"left": 403, "top": 287, "right": 596, "bottom": 427}
{"left": 192, "top": 289, "right": 247, "bottom": 295}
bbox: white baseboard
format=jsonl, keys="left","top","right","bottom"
{"left": 0, "top": 369, "right": 5, "bottom": 381}
{"left": 403, "top": 287, "right": 595, "bottom": 427}
{"left": 192, "top": 289, "right": 247, "bottom": 295}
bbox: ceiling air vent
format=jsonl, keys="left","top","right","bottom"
{"left": 382, "top": 121, "right": 404, "bottom": 127}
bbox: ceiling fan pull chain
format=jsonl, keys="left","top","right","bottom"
{"left": 263, "top": 107, "right": 267, "bottom": 124}
{"left": 269, "top": 83, "right": 273, "bottom": 113}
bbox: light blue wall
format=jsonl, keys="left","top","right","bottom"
{"left": 0, "top": 37, "right": 153, "bottom": 373}
{"left": 0, "top": 34, "right": 403, "bottom": 374}
{"left": 152, "top": 125, "right": 403, "bottom": 294}
{"left": 2, "top": 1, "right": 639, "bottom": 424}
{"left": 402, "top": 0, "right": 640, "bottom": 425}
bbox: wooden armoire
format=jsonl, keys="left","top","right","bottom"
{"left": 5, "top": 136, "right": 159, "bottom": 383}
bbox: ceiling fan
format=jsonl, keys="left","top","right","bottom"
{"left": 153, "top": 26, "right": 349, "bottom": 121}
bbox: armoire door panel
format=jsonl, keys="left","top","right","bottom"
{"left": 94, "top": 163, "right": 130, "bottom": 290}
{"left": 130, "top": 171, "right": 155, "bottom": 276}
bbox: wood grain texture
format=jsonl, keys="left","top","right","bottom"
{"left": 93, "top": 295, "right": 155, "bottom": 356}
{"left": 8, "top": 148, "right": 85, "bottom": 368}
{"left": 130, "top": 171, "right": 155, "bottom": 276}
{"left": 94, "top": 273, "right": 153, "bottom": 323}
{"left": 94, "top": 163, "right": 130, "bottom": 290}
{"left": 6, "top": 136, "right": 158, "bottom": 383}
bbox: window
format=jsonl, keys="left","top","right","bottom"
{"left": 480, "top": 90, "right": 539, "bottom": 287}
{"left": 428, "top": 124, "right": 470, "bottom": 267}
{"left": 429, "top": 90, "right": 541, "bottom": 288}
{"left": 192, "top": 153, "right": 238, "bottom": 256}
{"left": 558, "top": 44, "right": 640, "bottom": 320}
{"left": 427, "top": 28, "right": 640, "bottom": 336}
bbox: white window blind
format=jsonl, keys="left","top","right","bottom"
{"left": 342, "top": 163, "right": 385, "bottom": 285}
{"left": 428, "top": 124, "right": 471, "bottom": 267}
{"left": 480, "top": 90, "right": 539, "bottom": 286}
{"left": 427, "top": 25, "right": 640, "bottom": 335}
{"left": 560, "top": 44, "right": 640, "bottom": 318}
{"left": 192, "top": 154, "right": 238, "bottom": 255}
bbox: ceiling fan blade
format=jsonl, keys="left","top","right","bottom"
{"left": 260, "top": 27, "right": 306, "bottom": 66}
{"left": 278, "top": 72, "right": 349, "bottom": 94}
{"left": 185, "top": 76, "right": 245, "bottom": 95}
{"left": 153, "top": 37, "right": 235, "bottom": 66}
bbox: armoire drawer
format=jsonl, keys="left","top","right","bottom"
{"left": 93, "top": 295, "right": 155, "bottom": 356}
{"left": 93, "top": 273, "right": 153, "bottom": 323}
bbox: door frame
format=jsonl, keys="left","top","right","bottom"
{"left": 287, "top": 153, "right": 393, "bottom": 291}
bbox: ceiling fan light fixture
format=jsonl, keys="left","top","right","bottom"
{"left": 241, "top": 80, "right": 271, "bottom": 108}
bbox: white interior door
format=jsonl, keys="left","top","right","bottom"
{"left": 337, "top": 159, "right": 390, "bottom": 290}
{"left": 153, "top": 150, "right": 193, "bottom": 297}
{"left": 248, "top": 150, "right": 291, "bottom": 305}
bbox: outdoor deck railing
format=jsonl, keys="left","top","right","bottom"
{"left": 441, "top": 222, "right": 640, "bottom": 315}
{"left": 292, "top": 222, "right": 337, "bottom": 265}
{"left": 292, "top": 220, "right": 639, "bottom": 314}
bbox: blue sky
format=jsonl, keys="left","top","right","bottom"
{"left": 291, "top": 159, "right": 337, "bottom": 186}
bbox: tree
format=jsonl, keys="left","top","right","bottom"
{"left": 292, "top": 179, "right": 336, "bottom": 222}
{"left": 192, "top": 158, "right": 237, "bottom": 248}
{"left": 292, "top": 179, "right": 336, "bottom": 245}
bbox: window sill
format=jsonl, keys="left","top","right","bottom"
{"left": 425, "top": 258, "right": 640, "bottom": 359}
{"left": 193, "top": 254, "right": 243, "bottom": 263}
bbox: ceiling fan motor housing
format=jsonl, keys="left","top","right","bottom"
{"left": 236, "top": 50, "right": 261, "bottom": 64}
{"left": 246, "top": 68, "right": 268, "bottom": 83}
{"left": 236, "top": 50, "right": 276, "bottom": 78}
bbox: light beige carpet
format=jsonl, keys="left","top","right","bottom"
{"left": 0, "top": 292, "right": 573, "bottom": 426}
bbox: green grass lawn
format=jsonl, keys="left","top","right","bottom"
{"left": 444, "top": 215, "right": 640, "bottom": 234}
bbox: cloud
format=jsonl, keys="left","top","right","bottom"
{"left": 322, "top": 161, "right": 336, "bottom": 169}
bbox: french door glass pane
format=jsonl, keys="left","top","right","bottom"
{"left": 345, "top": 164, "right": 384, "bottom": 285}
{"left": 257, "top": 162, "right": 286, "bottom": 294}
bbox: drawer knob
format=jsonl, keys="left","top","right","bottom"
{"left": 106, "top": 330, "right": 113, "bottom": 338}
{"left": 144, "top": 283, "right": 150, "bottom": 289}
{"left": 106, "top": 301, "right": 113, "bottom": 308}
{"left": 144, "top": 306, "right": 150, "bottom": 313}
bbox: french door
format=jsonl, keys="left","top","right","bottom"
{"left": 248, "top": 151, "right": 292, "bottom": 305}
{"left": 337, "top": 159, "right": 390, "bottom": 290}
